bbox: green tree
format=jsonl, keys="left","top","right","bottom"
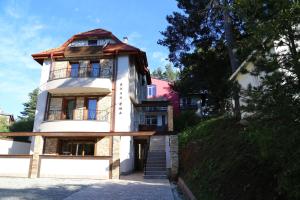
{"left": 151, "top": 64, "right": 179, "bottom": 82}
{"left": 10, "top": 88, "right": 38, "bottom": 132}
{"left": 0, "top": 117, "right": 9, "bottom": 132}
{"left": 158, "top": 0, "right": 245, "bottom": 115}
{"left": 151, "top": 67, "right": 166, "bottom": 80}
{"left": 19, "top": 88, "right": 38, "bottom": 119}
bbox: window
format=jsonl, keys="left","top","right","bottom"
{"left": 60, "top": 140, "right": 95, "bottom": 156}
{"left": 87, "top": 98, "right": 97, "bottom": 120}
{"left": 147, "top": 85, "right": 157, "bottom": 98}
{"left": 88, "top": 40, "right": 97, "bottom": 46}
{"left": 90, "top": 62, "right": 100, "bottom": 77}
{"left": 145, "top": 115, "right": 157, "bottom": 125}
{"left": 70, "top": 63, "right": 79, "bottom": 77}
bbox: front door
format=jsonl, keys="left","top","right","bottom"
{"left": 134, "top": 139, "right": 148, "bottom": 171}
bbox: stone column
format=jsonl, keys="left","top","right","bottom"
{"left": 29, "top": 135, "right": 44, "bottom": 178}
{"left": 170, "top": 135, "right": 178, "bottom": 179}
{"left": 95, "top": 136, "right": 111, "bottom": 156}
{"left": 112, "top": 136, "right": 120, "bottom": 179}
{"left": 168, "top": 105, "right": 174, "bottom": 131}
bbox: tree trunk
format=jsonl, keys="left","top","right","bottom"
{"left": 223, "top": 1, "right": 241, "bottom": 120}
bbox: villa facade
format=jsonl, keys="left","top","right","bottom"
{"left": 8, "top": 28, "right": 177, "bottom": 179}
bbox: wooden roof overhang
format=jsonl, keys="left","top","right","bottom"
{"left": 0, "top": 131, "right": 154, "bottom": 137}
{"left": 31, "top": 28, "right": 151, "bottom": 84}
{"left": 0, "top": 131, "right": 176, "bottom": 137}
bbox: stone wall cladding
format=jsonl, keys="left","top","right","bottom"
{"left": 170, "top": 135, "right": 179, "bottom": 179}
{"left": 44, "top": 138, "right": 59, "bottom": 155}
{"left": 112, "top": 136, "right": 120, "bottom": 179}
{"left": 95, "top": 136, "right": 111, "bottom": 156}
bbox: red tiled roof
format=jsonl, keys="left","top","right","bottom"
{"left": 31, "top": 28, "right": 151, "bottom": 84}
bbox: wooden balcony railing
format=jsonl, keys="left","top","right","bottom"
{"left": 46, "top": 109, "right": 109, "bottom": 121}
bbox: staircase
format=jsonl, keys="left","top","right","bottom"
{"left": 144, "top": 136, "right": 167, "bottom": 179}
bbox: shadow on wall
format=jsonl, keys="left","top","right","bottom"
{"left": 8, "top": 140, "right": 31, "bottom": 154}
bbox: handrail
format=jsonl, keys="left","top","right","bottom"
{"left": 46, "top": 109, "right": 109, "bottom": 121}
{"left": 49, "top": 66, "right": 112, "bottom": 80}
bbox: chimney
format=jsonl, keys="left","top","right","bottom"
{"left": 123, "top": 36, "right": 128, "bottom": 44}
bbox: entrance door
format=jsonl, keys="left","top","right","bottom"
{"left": 134, "top": 139, "right": 148, "bottom": 171}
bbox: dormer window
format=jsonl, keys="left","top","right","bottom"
{"left": 88, "top": 40, "right": 97, "bottom": 46}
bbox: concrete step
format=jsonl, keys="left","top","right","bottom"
{"left": 147, "top": 156, "right": 166, "bottom": 159}
{"left": 145, "top": 167, "right": 166, "bottom": 171}
{"left": 144, "top": 175, "right": 167, "bottom": 179}
{"left": 144, "top": 171, "right": 167, "bottom": 175}
{"left": 147, "top": 159, "right": 166, "bottom": 163}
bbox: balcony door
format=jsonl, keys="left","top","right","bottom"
{"left": 87, "top": 98, "right": 97, "bottom": 120}
{"left": 70, "top": 63, "right": 79, "bottom": 77}
{"left": 65, "top": 99, "right": 76, "bottom": 120}
{"left": 90, "top": 62, "right": 100, "bottom": 77}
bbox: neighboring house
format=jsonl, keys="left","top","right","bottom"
{"left": 0, "top": 29, "right": 179, "bottom": 179}
{"left": 229, "top": 52, "right": 266, "bottom": 118}
{"left": 141, "top": 78, "right": 179, "bottom": 132}
{"left": 0, "top": 109, "right": 14, "bottom": 126}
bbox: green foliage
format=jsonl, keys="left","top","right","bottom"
{"left": 173, "top": 110, "right": 200, "bottom": 132}
{"left": 8, "top": 88, "right": 38, "bottom": 133}
{"left": 158, "top": 0, "right": 243, "bottom": 114}
{"left": 9, "top": 118, "right": 34, "bottom": 132}
{"left": 179, "top": 117, "right": 300, "bottom": 200}
{"left": 151, "top": 64, "right": 178, "bottom": 82}
{"left": 0, "top": 117, "right": 9, "bottom": 132}
{"left": 19, "top": 88, "right": 38, "bottom": 120}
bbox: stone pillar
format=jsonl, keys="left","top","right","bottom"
{"left": 168, "top": 105, "right": 174, "bottom": 131}
{"left": 95, "top": 136, "right": 111, "bottom": 156}
{"left": 170, "top": 135, "right": 178, "bottom": 179}
{"left": 112, "top": 136, "right": 120, "bottom": 179}
{"left": 29, "top": 135, "right": 44, "bottom": 178}
{"left": 44, "top": 138, "right": 58, "bottom": 155}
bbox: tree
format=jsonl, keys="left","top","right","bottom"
{"left": 151, "top": 64, "right": 179, "bottom": 82}
{"left": 151, "top": 67, "right": 166, "bottom": 80}
{"left": 158, "top": 0, "right": 246, "bottom": 115}
{"left": 0, "top": 117, "right": 9, "bottom": 132}
{"left": 19, "top": 88, "right": 38, "bottom": 120}
{"left": 10, "top": 88, "right": 38, "bottom": 132}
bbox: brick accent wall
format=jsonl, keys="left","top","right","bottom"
{"left": 44, "top": 138, "right": 59, "bottom": 155}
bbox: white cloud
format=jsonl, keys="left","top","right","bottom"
{"left": 0, "top": 0, "right": 57, "bottom": 116}
{"left": 152, "top": 51, "right": 170, "bottom": 66}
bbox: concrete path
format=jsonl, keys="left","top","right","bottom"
{"left": 0, "top": 173, "right": 175, "bottom": 200}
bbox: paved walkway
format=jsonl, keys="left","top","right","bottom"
{"left": 0, "top": 173, "right": 175, "bottom": 200}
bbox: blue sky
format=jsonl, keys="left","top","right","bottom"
{"left": 0, "top": 0, "right": 178, "bottom": 118}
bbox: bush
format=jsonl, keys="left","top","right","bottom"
{"left": 9, "top": 118, "right": 34, "bottom": 132}
{"left": 173, "top": 110, "right": 200, "bottom": 132}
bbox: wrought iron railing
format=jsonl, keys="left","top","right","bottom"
{"left": 49, "top": 66, "right": 112, "bottom": 80}
{"left": 46, "top": 109, "right": 109, "bottom": 121}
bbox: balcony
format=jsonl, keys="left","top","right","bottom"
{"left": 40, "top": 109, "right": 110, "bottom": 132}
{"left": 135, "top": 100, "right": 173, "bottom": 133}
{"left": 49, "top": 66, "right": 112, "bottom": 81}
{"left": 46, "top": 109, "right": 109, "bottom": 121}
{"left": 45, "top": 67, "right": 112, "bottom": 94}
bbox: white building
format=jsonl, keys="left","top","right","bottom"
{"left": 0, "top": 29, "right": 178, "bottom": 179}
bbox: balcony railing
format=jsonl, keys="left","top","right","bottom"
{"left": 49, "top": 67, "right": 112, "bottom": 81}
{"left": 46, "top": 109, "right": 109, "bottom": 121}
{"left": 138, "top": 124, "right": 168, "bottom": 131}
